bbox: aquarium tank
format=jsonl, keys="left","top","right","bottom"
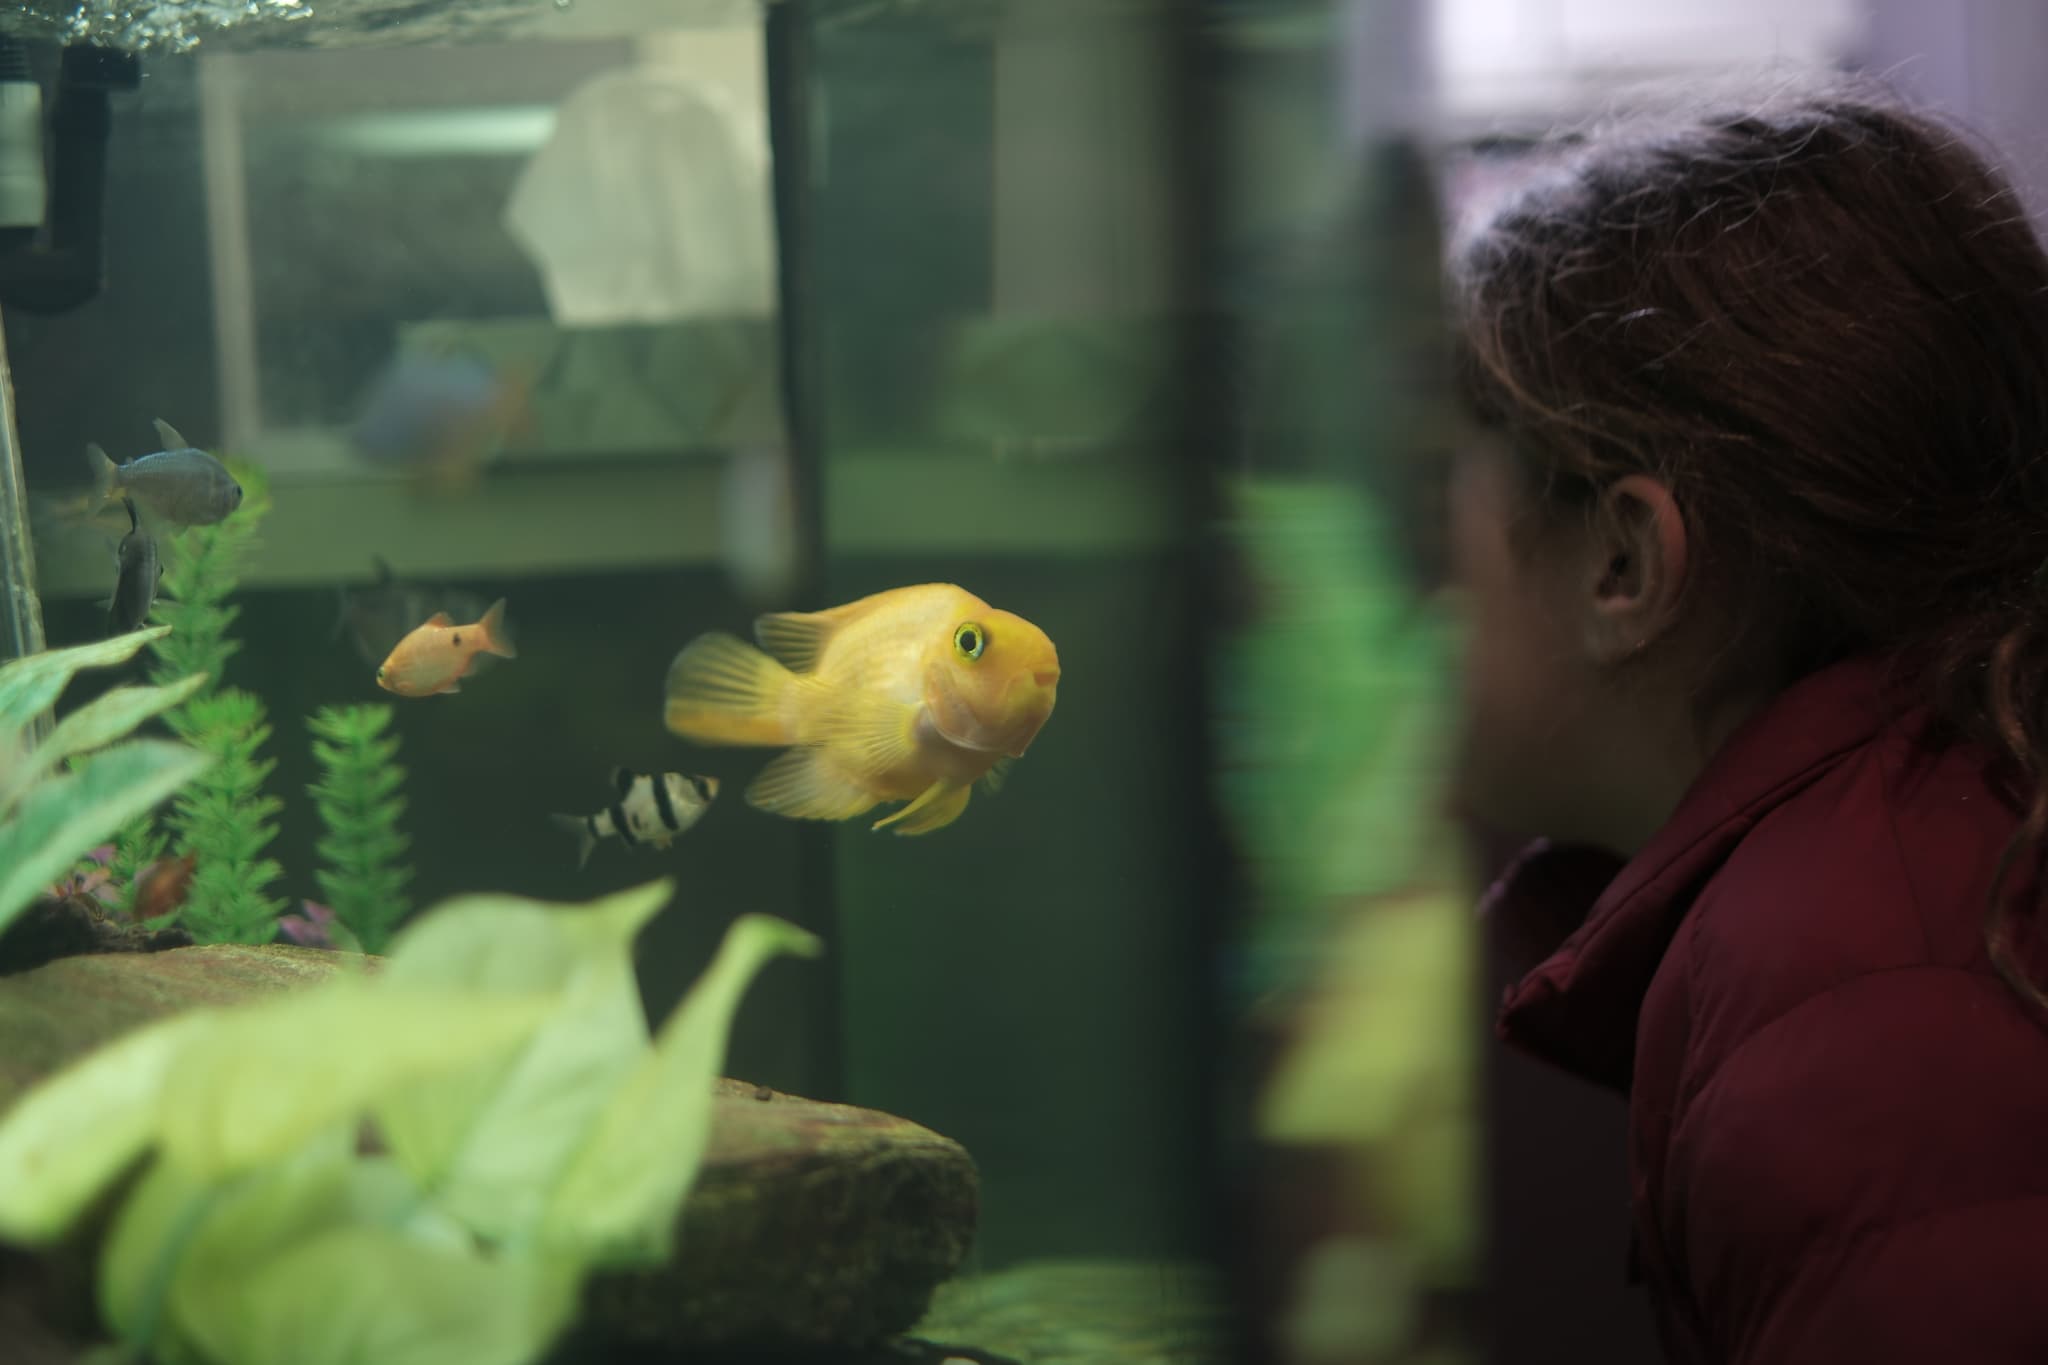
{"left": 0, "top": 0, "right": 1481, "bottom": 1362}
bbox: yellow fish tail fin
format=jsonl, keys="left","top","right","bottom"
{"left": 872, "top": 780, "right": 971, "bottom": 836}
{"left": 745, "top": 748, "right": 879, "bottom": 821}
{"left": 476, "top": 598, "right": 518, "bottom": 659}
{"left": 665, "top": 632, "right": 799, "bottom": 747}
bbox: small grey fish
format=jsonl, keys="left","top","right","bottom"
{"left": 88, "top": 418, "right": 243, "bottom": 528}
{"left": 549, "top": 768, "right": 719, "bottom": 870}
{"left": 333, "top": 555, "right": 494, "bottom": 674}
{"left": 104, "top": 497, "right": 161, "bottom": 636}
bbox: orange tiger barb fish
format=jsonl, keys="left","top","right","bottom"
{"left": 375, "top": 598, "right": 516, "bottom": 697}
{"left": 662, "top": 582, "right": 1060, "bottom": 835}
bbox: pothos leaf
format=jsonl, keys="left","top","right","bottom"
{"left": 102, "top": 1136, "right": 570, "bottom": 1365}
{"left": 0, "top": 1013, "right": 208, "bottom": 1245}
{"left": 0, "top": 672, "right": 207, "bottom": 817}
{"left": 0, "top": 739, "right": 211, "bottom": 938}
{"left": 156, "top": 983, "right": 556, "bottom": 1181}
{"left": 372, "top": 881, "right": 669, "bottom": 1242}
{"left": 199, "top": 1223, "right": 581, "bottom": 1365}
{"left": 0, "top": 626, "right": 170, "bottom": 741}
{"left": 540, "top": 912, "right": 822, "bottom": 1263}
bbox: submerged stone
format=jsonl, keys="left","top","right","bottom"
{"left": 584, "top": 1079, "right": 979, "bottom": 1351}
{"left": 0, "top": 942, "right": 344, "bottom": 1109}
{"left": 0, "top": 944, "right": 978, "bottom": 1354}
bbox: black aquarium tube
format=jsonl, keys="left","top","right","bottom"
{"left": 761, "top": 0, "right": 846, "bottom": 1103}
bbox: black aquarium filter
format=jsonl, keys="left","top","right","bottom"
{"left": 0, "top": 38, "right": 141, "bottom": 315}
{"left": 0, "top": 37, "right": 44, "bottom": 253}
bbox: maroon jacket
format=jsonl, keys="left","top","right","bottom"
{"left": 1489, "top": 655, "right": 2048, "bottom": 1364}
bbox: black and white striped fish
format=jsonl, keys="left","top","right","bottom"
{"left": 550, "top": 768, "right": 719, "bottom": 870}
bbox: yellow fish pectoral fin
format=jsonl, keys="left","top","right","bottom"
{"left": 872, "top": 781, "right": 971, "bottom": 836}
{"left": 810, "top": 694, "right": 921, "bottom": 773}
{"left": 746, "top": 748, "right": 880, "bottom": 822}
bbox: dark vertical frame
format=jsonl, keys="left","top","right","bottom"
{"left": 1167, "top": 0, "right": 1250, "bottom": 1346}
{"left": 761, "top": 0, "right": 845, "bottom": 1102}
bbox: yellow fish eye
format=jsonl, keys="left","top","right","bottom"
{"left": 953, "top": 621, "right": 987, "bottom": 661}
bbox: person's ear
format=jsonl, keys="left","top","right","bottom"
{"left": 1577, "top": 474, "right": 1688, "bottom": 665}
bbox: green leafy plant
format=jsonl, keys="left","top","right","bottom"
{"left": 138, "top": 459, "right": 287, "bottom": 944}
{"left": 0, "top": 628, "right": 211, "bottom": 939}
{"left": 0, "top": 880, "right": 821, "bottom": 1365}
{"left": 306, "top": 703, "right": 411, "bottom": 953}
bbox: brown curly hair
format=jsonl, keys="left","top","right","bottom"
{"left": 1449, "top": 73, "right": 2048, "bottom": 1008}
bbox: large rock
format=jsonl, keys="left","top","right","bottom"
{"left": 0, "top": 945, "right": 978, "bottom": 1355}
{"left": 587, "top": 1079, "right": 979, "bottom": 1350}
{"left": 0, "top": 942, "right": 350, "bottom": 1109}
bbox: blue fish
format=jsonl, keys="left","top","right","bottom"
{"left": 88, "top": 418, "right": 242, "bottom": 527}
{"left": 103, "top": 497, "right": 161, "bottom": 636}
{"left": 348, "top": 352, "right": 533, "bottom": 487}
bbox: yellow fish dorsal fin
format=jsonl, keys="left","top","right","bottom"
{"left": 746, "top": 749, "right": 880, "bottom": 821}
{"left": 753, "top": 604, "right": 863, "bottom": 673}
{"left": 422, "top": 611, "right": 454, "bottom": 628}
{"left": 873, "top": 780, "right": 971, "bottom": 836}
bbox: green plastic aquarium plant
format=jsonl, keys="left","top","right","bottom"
{"left": 1222, "top": 476, "right": 1480, "bottom": 1297}
{"left": 136, "top": 458, "right": 288, "bottom": 943}
{"left": 0, "top": 879, "right": 821, "bottom": 1365}
{"left": 0, "top": 627, "right": 210, "bottom": 939}
{"left": 164, "top": 691, "right": 288, "bottom": 943}
{"left": 145, "top": 457, "right": 271, "bottom": 692}
{"left": 305, "top": 703, "right": 411, "bottom": 953}
{"left": 1218, "top": 477, "right": 1462, "bottom": 998}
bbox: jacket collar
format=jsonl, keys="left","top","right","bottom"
{"left": 1490, "top": 653, "right": 1916, "bottom": 1091}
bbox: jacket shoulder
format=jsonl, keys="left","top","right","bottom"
{"left": 1660, "top": 966, "right": 2048, "bottom": 1362}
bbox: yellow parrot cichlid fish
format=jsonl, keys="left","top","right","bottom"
{"left": 662, "top": 583, "right": 1061, "bottom": 836}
